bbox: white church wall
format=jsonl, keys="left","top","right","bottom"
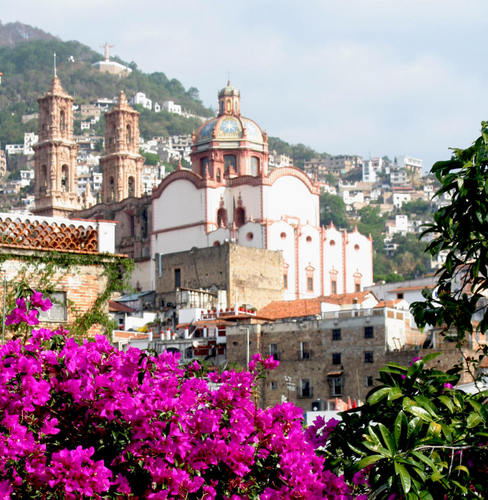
{"left": 267, "top": 220, "right": 297, "bottom": 300}
{"left": 231, "top": 184, "right": 262, "bottom": 223}
{"left": 153, "top": 225, "right": 207, "bottom": 256}
{"left": 344, "top": 231, "right": 373, "bottom": 292}
{"left": 263, "top": 176, "right": 319, "bottom": 226}
{"left": 237, "top": 222, "right": 264, "bottom": 248}
{"left": 206, "top": 185, "right": 227, "bottom": 229}
{"left": 152, "top": 179, "right": 205, "bottom": 232}
{"left": 208, "top": 228, "right": 230, "bottom": 247}
{"left": 323, "top": 226, "right": 345, "bottom": 295}
{"left": 298, "top": 225, "right": 322, "bottom": 298}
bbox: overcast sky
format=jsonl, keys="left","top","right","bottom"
{"left": 3, "top": 1, "right": 488, "bottom": 171}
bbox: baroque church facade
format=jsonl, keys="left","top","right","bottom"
{"left": 33, "top": 79, "right": 373, "bottom": 303}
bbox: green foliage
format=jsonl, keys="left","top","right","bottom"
{"left": 401, "top": 199, "right": 432, "bottom": 217}
{"left": 268, "top": 136, "right": 328, "bottom": 169}
{"left": 319, "top": 192, "right": 349, "bottom": 229}
{"left": 141, "top": 150, "right": 159, "bottom": 166}
{"left": 0, "top": 38, "right": 212, "bottom": 147}
{"left": 326, "top": 357, "right": 488, "bottom": 499}
{"left": 412, "top": 121, "right": 488, "bottom": 351}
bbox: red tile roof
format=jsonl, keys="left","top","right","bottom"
{"left": 258, "top": 291, "right": 376, "bottom": 320}
{"left": 109, "top": 300, "right": 135, "bottom": 313}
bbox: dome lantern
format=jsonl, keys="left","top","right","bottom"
{"left": 218, "top": 80, "right": 240, "bottom": 116}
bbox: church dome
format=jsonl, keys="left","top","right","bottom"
{"left": 194, "top": 82, "right": 264, "bottom": 148}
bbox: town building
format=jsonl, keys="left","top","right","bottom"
{"left": 0, "top": 211, "right": 119, "bottom": 337}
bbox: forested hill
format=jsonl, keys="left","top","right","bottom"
{"left": 0, "top": 21, "right": 213, "bottom": 146}
{"left": 0, "top": 21, "right": 330, "bottom": 165}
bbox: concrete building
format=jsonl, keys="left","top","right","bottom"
{"left": 162, "top": 100, "right": 182, "bottom": 115}
{"left": 226, "top": 292, "right": 423, "bottom": 411}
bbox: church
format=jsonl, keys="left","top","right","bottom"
{"left": 33, "top": 77, "right": 373, "bottom": 307}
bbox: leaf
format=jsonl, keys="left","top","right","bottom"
{"left": 406, "top": 406, "right": 433, "bottom": 422}
{"left": 394, "top": 411, "right": 407, "bottom": 448}
{"left": 466, "top": 412, "right": 483, "bottom": 428}
{"left": 378, "top": 423, "right": 396, "bottom": 455}
{"left": 395, "top": 462, "right": 412, "bottom": 494}
{"left": 367, "top": 387, "right": 391, "bottom": 405}
{"left": 356, "top": 454, "right": 384, "bottom": 469}
{"left": 438, "top": 395, "right": 454, "bottom": 413}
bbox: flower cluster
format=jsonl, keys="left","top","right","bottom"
{"left": 5, "top": 291, "right": 52, "bottom": 327}
{"left": 0, "top": 292, "right": 352, "bottom": 499}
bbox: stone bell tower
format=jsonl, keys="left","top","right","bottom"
{"left": 101, "top": 91, "right": 144, "bottom": 203}
{"left": 33, "top": 76, "right": 79, "bottom": 216}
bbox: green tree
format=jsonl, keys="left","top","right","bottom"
{"left": 412, "top": 121, "right": 488, "bottom": 358}
{"left": 319, "top": 192, "right": 349, "bottom": 229}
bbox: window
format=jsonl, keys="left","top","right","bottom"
{"left": 365, "top": 351, "right": 374, "bottom": 363}
{"left": 128, "top": 176, "right": 135, "bottom": 197}
{"left": 299, "top": 378, "right": 312, "bottom": 398}
{"left": 332, "top": 352, "right": 341, "bottom": 365}
{"left": 250, "top": 156, "right": 259, "bottom": 175}
{"left": 331, "top": 280, "right": 337, "bottom": 294}
{"left": 201, "top": 157, "right": 209, "bottom": 177}
{"left": 217, "top": 208, "right": 227, "bottom": 228}
{"left": 174, "top": 268, "right": 181, "bottom": 288}
{"left": 355, "top": 283, "right": 361, "bottom": 293}
{"left": 269, "top": 343, "right": 279, "bottom": 360}
{"left": 397, "top": 293, "right": 404, "bottom": 299}
{"left": 283, "top": 273, "right": 288, "bottom": 289}
{"left": 126, "top": 124, "right": 132, "bottom": 145}
{"left": 224, "top": 154, "right": 236, "bottom": 174}
{"left": 307, "top": 276, "right": 313, "bottom": 292}
{"left": 234, "top": 206, "right": 245, "bottom": 227}
{"left": 331, "top": 376, "right": 343, "bottom": 396}
{"left": 364, "top": 326, "right": 374, "bottom": 339}
{"left": 39, "top": 292, "right": 67, "bottom": 322}
{"left": 366, "top": 375, "right": 374, "bottom": 387}
{"left": 270, "top": 381, "right": 277, "bottom": 390}
{"left": 61, "top": 165, "right": 69, "bottom": 191}
{"left": 332, "top": 328, "right": 341, "bottom": 341}
{"left": 300, "top": 341, "right": 310, "bottom": 359}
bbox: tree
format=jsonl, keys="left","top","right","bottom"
{"left": 412, "top": 121, "right": 488, "bottom": 358}
{"left": 319, "top": 192, "right": 349, "bottom": 229}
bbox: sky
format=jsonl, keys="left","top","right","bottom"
{"left": 2, "top": 0, "right": 488, "bottom": 171}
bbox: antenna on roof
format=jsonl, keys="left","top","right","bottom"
{"left": 53, "top": 52, "right": 57, "bottom": 77}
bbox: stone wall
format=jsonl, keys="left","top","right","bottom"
{"left": 226, "top": 310, "right": 462, "bottom": 411}
{"left": 156, "top": 242, "right": 283, "bottom": 310}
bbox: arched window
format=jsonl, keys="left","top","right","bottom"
{"left": 61, "top": 165, "right": 69, "bottom": 191}
{"left": 110, "top": 125, "right": 116, "bottom": 145}
{"left": 126, "top": 125, "right": 132, "bottom": 146}
{"left": 234, "top": 206, "right": 245, "bottom": 227}
{"left": 224, "top": 155, "right": 236, "bottom": 174}
{"left": 128, "top": 176, "right": 135, "bottom": 197}
{"left": 40, "top": 165, "right": 48, "bottom": 193}
{"left": 201, "top": 157, "right": 209, "bottom": 177}
{"left": 109, "top": 177, "right": 115, "bottom": 202}
{"left": 59, "top": 110, "right": 66, "bottom": 133}
{"left": 250, "top": 156, "right": 259, "bottom": 176}
{"left": 216, "top": 169, "right": 221, "bottom": 182}
{"left": 217, "top": 208, "right": 227, "bottom": 228}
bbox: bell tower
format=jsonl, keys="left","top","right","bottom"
{"left": 33, "top": 76, "right": 79, "bottom": 216}
{"left": 101, "top": 91, "right": 144, "bottom": 203}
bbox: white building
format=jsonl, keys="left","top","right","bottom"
{"left": 150, "top": 82, "right": 373, "bottom": 299}
{"left": 131, "top": 92, "right": 152, "bottom": 110}
{"left": 162, "top": 100, "right": 182, "bottom": 115}
{"left": 23, "top": 132, "right": 38, "bottom": 155}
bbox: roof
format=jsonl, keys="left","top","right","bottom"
{"left": 388, "top": 285, "right": 434, "bottom": 293}
{"left": 258, "top": 291, "right": 376, "bottom": 321}
{"left": 109, "top": 300, "right": 135, "bottom": 313}
{"left": 374, "top": 299, "right": 405, "bottom": 308}
{"left": 116, "top": 290, "right": 154, "bottom": 302}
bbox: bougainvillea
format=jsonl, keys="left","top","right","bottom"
{"left": 0, "top": 291, "right": 352, "bottom": 499}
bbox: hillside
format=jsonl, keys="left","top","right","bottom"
{"left": 0, "top": 24, "right": 213, "bottom": 147}
{"left": 0, "top": 21, "right": 331, "bottom": 166}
